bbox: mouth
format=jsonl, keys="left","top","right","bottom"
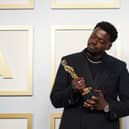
{"left": 87, "top": 44, "right": 96, "bottom": 53}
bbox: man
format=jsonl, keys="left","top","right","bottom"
{"left": 50, "top": 21, "right": 129, "bottom": 129}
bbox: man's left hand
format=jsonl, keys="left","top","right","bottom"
{"left": 83, "top": 90, "right": 108, "bottom": 111}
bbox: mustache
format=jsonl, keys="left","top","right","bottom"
{"left": 87, "top": 44, "right": 96, "bottom": 50}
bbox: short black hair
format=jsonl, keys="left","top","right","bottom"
{"left": 94, "top": 21, "right": 118, "bottom": 43}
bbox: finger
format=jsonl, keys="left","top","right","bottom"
{"left": 73, "top": 77, "right": 81, "bottom": 82}
{"left": 72, "top": 78, "right": 82, "bottom": 85}
{"left": 76, "top": 82, "right": 85, "bottom": 89}
{"left": 72, "top": 82, "right": 85, "bottom": 90}
{"left": 91, "top": 96, "right": 99, "bottom": 101}
{"left": 87, "top": 99, "right": 96, "bottom": 105}
{"left": 77, "top": 79, "right": 85, "bottom": 85}
{"left": 94, "top": 90, "right": 103, "bottom": 97}
{"left": 83, "top": 102, "right": 94, "bottom": 108}
{"left": 72, "top": 77, "right": 86, "bottom": 90}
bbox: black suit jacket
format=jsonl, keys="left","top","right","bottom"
{"left": 50, "top": 49, "right": 129, "bottom": 129}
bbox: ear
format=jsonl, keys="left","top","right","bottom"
{"left": 106, "top": 43, "right": 112, "bottom": 50}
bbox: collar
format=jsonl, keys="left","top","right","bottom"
{"left": 82, "top": 48, "right": 109, "bottom": 63}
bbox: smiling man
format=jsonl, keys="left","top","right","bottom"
{"left": 50, "top": 21, "right": 129, "bottom": 129}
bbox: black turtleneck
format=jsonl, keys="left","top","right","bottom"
{"left": 86, "top": 50, "right": 103, "bottom": 80}
{"left": 87, "top": 59, "right": 103, "bottom": 80}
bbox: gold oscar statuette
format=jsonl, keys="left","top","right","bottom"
{"left": 61, "top": 59, "right": 92, "bottom": 96}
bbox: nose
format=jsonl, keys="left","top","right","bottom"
{"left": 92, "top": 38, "right": 98, "bottom": 45}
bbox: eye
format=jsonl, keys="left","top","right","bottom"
{"left": 99, "top": 40, "right": 105, "bottom": 45}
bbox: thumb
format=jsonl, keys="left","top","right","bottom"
{"left": 95, "top": 90, "right": 103, "bottom": 97}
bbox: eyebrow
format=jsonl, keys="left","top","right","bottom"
{"left": 91, "top": 32, "right": 108, "bottom": 43}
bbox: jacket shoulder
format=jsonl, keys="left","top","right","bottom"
{"left": 108, "top": 55, "right": 125, "bottom": 64}
{"left": 61, "top": 51, "right": 83, "bottom": 64}
{"left": 107, "top": 55, "right": 126, "bottom": 70}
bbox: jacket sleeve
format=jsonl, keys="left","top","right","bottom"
{"left": 50, "top": 58, "right": 81, "bottom": 108}
{"left": 108, "top": 63, "right": 129, "bottom": 120}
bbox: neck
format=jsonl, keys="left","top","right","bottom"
{"left": 86, "top": 51, "right": 103, "bottom": 62}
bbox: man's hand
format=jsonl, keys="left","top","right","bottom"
{"left": 72, "top": 77, "right": 86, "bottom": 92}
{"left": 83, "top": 90, "right": 108, "bottom": 111}
{"left": 83, "top": 96, "right": 97, "bottom": 109}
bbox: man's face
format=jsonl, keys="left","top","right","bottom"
{"left": 87, "top": 27, "right": 111, "bottom": 55}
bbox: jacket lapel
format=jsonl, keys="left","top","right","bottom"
{"left": 93, "top": 53, "right": 112, "bottom": 90}
{"left": 93, "top": 64, "right": 110, "bottom": 90}
{"left": 81, "top": 56, "right": 94, "bottom": 87}
{"left": 80, "top": 50, "right": 95, "bottom": 88}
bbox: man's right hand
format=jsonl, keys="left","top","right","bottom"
{"left": 72, "top": 77, "right": 86, "bottom": 92}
